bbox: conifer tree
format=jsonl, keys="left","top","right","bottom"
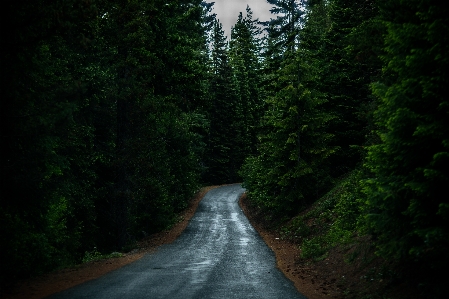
{"left": 0, "top": 0, "right": 211, "bottom": 284}
{"left": 203, "top": 19, "right": 239, "bottom": 184}
{"left": 1, "top": 0, "right": 104, "bottom": 283}
{"left": 241, "top": 1, "right": 334, "bottom": 216}
{"left": 229, "top": 6, "right": 264, "bottom": 175}
{"left": 104, "top": 0, "right": 210, "bottom": 245}
{"left": 262, "top": 0, "right": 307, "bottom": 53}
{"left": 320, "top": 0, "right": 383, "bottom": 177}
{"left": 363, "top": 0, "right": 449, "bottom": 294}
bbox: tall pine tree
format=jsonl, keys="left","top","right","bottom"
{"left": 203, "top": 19, "right": 240, "bottom": 184}
{"left": 363, "top": 0, "right": 449, "bottom": 295}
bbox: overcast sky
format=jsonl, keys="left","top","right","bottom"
{"left": 207, "top": 0, "right": 274, "bottom": 38}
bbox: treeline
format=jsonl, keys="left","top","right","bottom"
{"left": 239, "top": 0, "right": 448, "bottom": 297}
{"left": 0, "top": 0, "right": 261, "bottom": 286}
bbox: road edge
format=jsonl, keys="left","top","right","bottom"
{"left": 2, "top": 186, "right": 218, "bottom": 299}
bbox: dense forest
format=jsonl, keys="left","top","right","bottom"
{"left": 1, "top": 0, "right": 447, "bottom": 297}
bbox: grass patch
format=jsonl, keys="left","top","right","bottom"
{"left": 82, "top": 247, "right": 123, "bottom": 264}
{"left": 280, "top": 170, "right": 365, "bottom": 260}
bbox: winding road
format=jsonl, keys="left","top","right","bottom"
{"left": 48, "top": 184, "right": 307, "bottom": 299}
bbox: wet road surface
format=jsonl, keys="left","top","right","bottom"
{"left": 48, "top": 184, "right": 307, "bottom": 299}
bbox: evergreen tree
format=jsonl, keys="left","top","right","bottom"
{"left": 363, "top": 0, "right": 449, "bottom": 295}
{"left": 1, "top": 0, "right": 103, "bottom": 283}
{"left": 229, "top": 6, "right": 264, "bottom": 176}
{"left": 104, "top": 0, "right": 210, "bottom": 246}
{"left": 321, "top": 0, "right": 383, "bottom": 178}
{"left": 241, "top": 1, "right": 334, "bottom": 216}
{"left": 203, "top": 19, "right": 239, "bottom": 184}
{"left": 262, "top": 0, "right": 307, "bottom": 52}
{"left": 0, "top": 0, "right": 211, "bottom": 284}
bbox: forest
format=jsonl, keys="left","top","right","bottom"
{"left": 0, "top": 0, "right": 447, "bottom": 298}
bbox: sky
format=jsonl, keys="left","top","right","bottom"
{"left": 207, "top": 0, "right": 274, "bottom": 38}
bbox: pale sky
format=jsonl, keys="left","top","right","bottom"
{"left": 208, "top": 0, "right": 274, "bottom": 38}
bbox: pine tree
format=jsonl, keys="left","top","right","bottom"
{"left": 203, "top": 19, "right": 240, "bottom": 184}
{"left": 262, "top": 0, "right": 307, "bottom": 52}
{"left": 320, "top": 0, "right": 383, "bottom": 177}
{"left": 363, "top": 0, "right": 449, "bottom": 295}
{"left": 105, "top": 0, "right": 210, "bottom": 243}
{"left": 0, "top": 0, "right": 211, "bottom": 284}
{"left": 0, "top": 0, "right": 103, "bottom": 283}
{"left": 241, "top": 1, "right": 335, "bottom": 216}
{"left": 229, "top": 6, "right": 264, "bottom": 176}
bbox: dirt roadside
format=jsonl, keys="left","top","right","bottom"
{"left": 239, "top": 193, "right": 341, "bottom": 299}
{"left": 239, "top": 193, "right": 421, "bottom": 299}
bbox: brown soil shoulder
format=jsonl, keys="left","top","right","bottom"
{"left": 238, "top": 192, "right": 421, "bottom": 299}
{"left": 239, "top": 193, "right": 337, "bottom": 299}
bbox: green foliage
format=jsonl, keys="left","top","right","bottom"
{"left": 241, "top": 1, "right": 335, "bottom": 217}
{"left": 301, "top": 237, "right": 328, "bottom": 260}
{"left": 279, "top": 170, "right": 364, "bottom": 259}
{"left": 0, "top": 0, "right": 211, "bottom": 286}
{"left": 229, "top": 6, "right": 264, "bottom": 169}
{"left": 203, "top": 19, "right": 239, "bottom": 184}
{"left": 361, "top": 1, "right": 449, "bottom": 295}
{"left": 82, "top": 247, "right": 122, "bottom": 264}
{"left": 2, "top": 1, "right": 448, "bottom": 296}
{"left": 271, "top": 172, "right": 361, "bottom": 258}
{"left": 263, "top": 0, "right": 307, "bottom": 52}
{"left": 203, "top": 11, "right": 263, "bottom": 185}
{"left": 129, "top": 100, "right": 206, "bottom": 235}
{"left": 241, "top": 0, "right": 448, "bottom": 296}
{"left": 319, "top": 0, "right": 384, "bottom": 177}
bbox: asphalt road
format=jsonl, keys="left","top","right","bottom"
{"left": 48, "top": 184, "right": 307, "bottom": 299}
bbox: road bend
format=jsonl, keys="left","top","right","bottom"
{"left": 48, "top": 184, "right": 307, "bottom": 299}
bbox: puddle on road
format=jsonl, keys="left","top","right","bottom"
{"left": 185, "top": 259, "right": 213, "bottom": 273}
{"left": 185, "top": 259, "right": 213, "bottom": 284}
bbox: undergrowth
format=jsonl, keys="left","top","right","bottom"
{"left": 82, "top": 247, "right": 123, "bottom": 264}
{"left": 280, "top": 170, "right": 364, "bottom": 260}
{"left": 276, "top": 169, "right": 425, "bottom": 299}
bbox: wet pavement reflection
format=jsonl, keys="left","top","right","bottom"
{"left": 48, "top": 184, "right": 307, "bottom": 299}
